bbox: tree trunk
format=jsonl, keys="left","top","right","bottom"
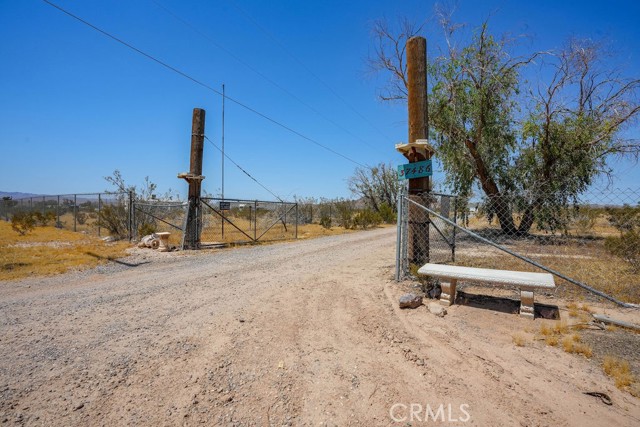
{"left": 517, "top": 197, "right": 543, "bottom": 236}
{"left": 517, "top": 204, "right": 535, "bottom": 236}
{"left": 464, "top": 139, "right": 518, "bottom": 235}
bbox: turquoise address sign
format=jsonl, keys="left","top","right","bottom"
{"left": 397, "top": 160, "right": 432, "bottom": 180}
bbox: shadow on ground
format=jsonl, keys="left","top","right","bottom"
{"left": 85, "top": 252, "right": 150, "bottom": 268}
{"left": 457, "top": 291, "right": 560, "bottom": 319}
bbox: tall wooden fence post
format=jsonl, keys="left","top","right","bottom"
{"left": 406, "top": 36, "right": 430, "bottom": 266}
{"left": 182, "top": 108, "right": 206, "bottom": 249}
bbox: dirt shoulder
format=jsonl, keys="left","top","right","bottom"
{"left": 0, "top": 227, "right": 639, "bottom": 426}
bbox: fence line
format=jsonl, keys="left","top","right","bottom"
{"left": 396, "top": 186, "right": 640, "bottom": 306}
{"left": 1, "top": 192, "right": 132, "bottom": 238}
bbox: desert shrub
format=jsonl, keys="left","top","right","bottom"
{"left": 33, "top": 211, "right": 56, "bottom": 226}
{"left": 293, "top": 197, "right": 317, "bottom": 224}
{"left": 571, "top": 207, "right": 598, "bottom": 235}
{"left": 607, "top": 204, "right": 640, "bottom": 234}
{"left": 233, "top": 206, "right": 253, "bottom": 221}
{"left": 378, "top": 202, "right": 396, "bottom": 224}
{"left": 138, "top": 222, "right": 157, "bottom": 237}
{"left": 605, "top": 230, "right": 640, "bottom": 271}
{"left": 353, "top": 209, "right": 382, "bottom": 229}
{"left": 334, "top": 200, "right": 355, "bottom": 229}
{"left": 319, "top": 215, "right": 332, "bottom": 229}
{"left": 97, "top": 204, "right": 129, "bottom": 239}
{"left": 76, "top": 212, "right": 87, "bottom": 225}
{"left": 11, "top": 212, "right": 37, "bottom": 235}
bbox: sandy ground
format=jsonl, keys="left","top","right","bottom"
{"left": 1, "top": 227, "right": 639, "bottom": 426}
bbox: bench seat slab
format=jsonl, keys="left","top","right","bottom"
{"left": 418, "top": 264, "right": 555, "bottom": 289}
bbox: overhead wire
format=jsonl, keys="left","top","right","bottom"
{"left": 204, "top": 135, "right": 283, "bottom": 202}
{"left": 42, "top": 0, "right": 367, "bottom": 169}
{"left": 226, "top": 0, "right": 394, "bottom": 143}
{"left": 150, "top": 0, "right": 376, "bottom": 150}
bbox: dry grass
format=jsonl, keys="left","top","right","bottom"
{"left": 512, "top": 333, "right": 528, "bottom": 347}
{"left": 1, "top": 216, "right": 380, "bottom": 281}
{"left": 537, "top": 321, "right": 591, "bottom": 357}
{"left": 455, "top": 243, "right": 638, "bottom": 303}
{"left": 460, "top": 212, "right": 639, "bottom": 304}
{"left": 561, "top": 334, "right": 593, "bottom": 357}
{"left": 545, "top": 335, "right": 559, "bottom": 346}
{"left": 603, "top": 356, "right": 636, "bottom": 390}
{"left": 0, "top": 221, "right": 129, "bottom": 281}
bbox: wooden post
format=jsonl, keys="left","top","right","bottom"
{"left": 184, "top": 108, "right": 206, "bottom": 249}
{"left": 407, "top": 36, "right": 430, "bottom": 266}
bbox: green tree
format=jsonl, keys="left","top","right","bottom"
{"left": 348, "top": 162, "right": 401, "bottom": 214}
{"left": 370, "top": 13, "right": 640, "bottom": 235}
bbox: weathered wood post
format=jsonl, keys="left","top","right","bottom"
{"left": 404, "top": 36, "right": 432, "bottom": 266}
{"left": 180, "top": 108, "right": 206, "bottom": 249}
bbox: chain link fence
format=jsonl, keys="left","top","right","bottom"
{"left": 132, "top": 200, "right": 188, "bottom": 248}
{"left": 1, "top": 192, "right": 131, "bottom": 238}
{"left": 396, "top": 187, "right": 458, "bottom": 279}
{"left": 397, "top": 186, "right": 640, "bottom": 305}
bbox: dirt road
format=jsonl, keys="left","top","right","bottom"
{"left": 1, "top": 227, "right": 639, "bottom": 426}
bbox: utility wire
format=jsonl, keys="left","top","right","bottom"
{"left": 151, "top": 0, "right": 375, "bottom": 150}
{"left": 204, "top": 135, "right": 283, "bottom": 202}
{"left": 42, "top": 0, "right": 367, "bottom": 169}
{"left": 226, "top": 0, "right": 394, "bottom": 143}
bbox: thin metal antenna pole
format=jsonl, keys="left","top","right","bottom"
{"left": 221, "top": 84, "right": 226, "bottom": 239}
{"left": 222, "top": 83, "right": 225, "bottom": 200}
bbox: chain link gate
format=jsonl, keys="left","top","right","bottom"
{"left": 200, "top": 198, "right": 297, "bottom": 246}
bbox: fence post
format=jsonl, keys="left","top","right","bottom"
{"left": 73, "top": 194, "right": 77, "bottom": 232}
{"left": 452, "top": 196, "right": 457, "bottom": 262}
{"left": 128, "top": 190, "right": 134, "bottom": 241}
{"left": 406, "top": 36, "right": 430, "bottom": 266}
{"left": 395, "top": 188, "right": 404, "bottom": 281}
{"left": 56, "top": 195, "right": 60, "bottom": 228}
{"left": 254, "top": 200, "right": 257, "bottom": 241}
{"left": 295, "top": 203, "right": 298, "bottom": 239}
{"left": 98, "top": 193, "right": 102, "bottom": 237}
{"left": 182, "top": 108, "right": 206, "bottom": 249}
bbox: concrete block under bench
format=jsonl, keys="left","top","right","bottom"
{"left": 417, "top": 263, "right": 555, "bottom": 319}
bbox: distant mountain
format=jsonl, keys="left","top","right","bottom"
{"left": 0, "top": 191, "right": 43, "bottom": 200}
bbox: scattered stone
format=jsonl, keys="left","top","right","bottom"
{"left": 73, "top": 403, "right": 84, "bottom": 411}
{"left": 101, "top": 236, "right": 116, "bottom": 243}
{"left": 428, "top": 302, "right": 447, "bottom": 317}
{"left": 399, "top": 293, "right": 423, "bottom": 309}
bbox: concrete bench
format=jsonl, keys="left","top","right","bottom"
{"left": 417, "top": 263, "right": 555, "bottom": 319}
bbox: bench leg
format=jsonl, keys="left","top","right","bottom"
{"left": 440, "top": 279, "right": 457, "bottom": 306}
{"left": 520, "top": 290, "right": 535, "bottom": 319}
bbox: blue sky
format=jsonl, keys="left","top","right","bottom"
{"left": 0, "top": 0, "right": 638, "bottom": 201}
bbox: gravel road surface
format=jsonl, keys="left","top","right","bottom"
{"left": 1, "top": 227, "right": 639, "bottom": 426}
